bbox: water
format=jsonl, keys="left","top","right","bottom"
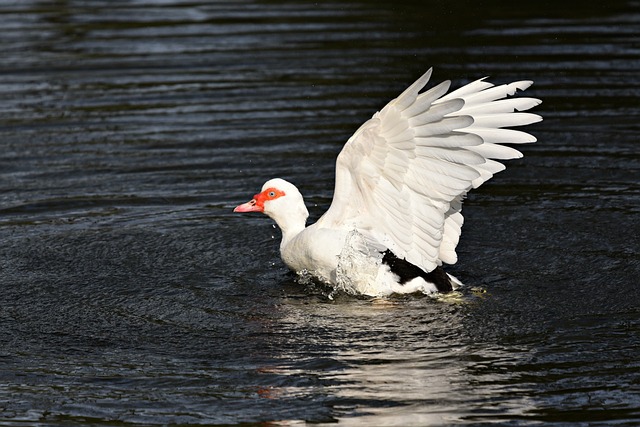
{"left": 1, "top": 0, "right": 639, "bottom": 425}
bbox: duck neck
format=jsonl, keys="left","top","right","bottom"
{"left": 266, "top": 202, "right": 308, "bottom": 251}
{"left": 277, "top": 215, "right": 307, "bottom": 250}
{"left": 280, "top": 222, "right": 305, "bottom": 250}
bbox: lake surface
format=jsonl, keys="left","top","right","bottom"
{"left": 1, "top": 1, "right": 639, "bottom": 425}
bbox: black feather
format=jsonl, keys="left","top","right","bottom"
{"left": 381, "top": 250, "right": 453, "bottom": 293}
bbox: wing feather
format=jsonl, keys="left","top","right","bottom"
{"left": 414, "top": 133, "right": 483, "bottom": 148}
{"left": 471, "top": 112, "right": 542, "bottom": 128}
{"left": 464, "top": 127, "right": 538, "bottom": 143}
{"left": 414, "top": 116, "right": 474, "bottom": 137}
{"left": 408, "top": 99, "right": 465, "bottom": 126}
{"left": 393, "top": 68, "right": 434, "bottom": 110}
{"left": 318, "top": 69, "right": 541, "bottom": 273}
{"left": 403, "top": 81, "right": 452, "bottom": 117}
{"left": 459, "top": 97, "right": 542, "bottom": 115}
{"left": 468, "top": 143, "right": 524, "bottom": 160}
{"left": 437, "top": 77, "right": 493, "bottom": 101}
{"left": 415, "top": 146, "right": 485, "bottom": 165}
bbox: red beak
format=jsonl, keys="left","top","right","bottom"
{"left": 233, "top": 199, "right": 263, "bottom": 213}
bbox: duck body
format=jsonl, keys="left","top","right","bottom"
{"left": 237, "top": 178, "right": 461, "bottom": 296}
{"left": 234, "top": 69, "right": 541, "bottom": 297}
{"left": 281, "top": 218, "right": 455, "bottom": 296}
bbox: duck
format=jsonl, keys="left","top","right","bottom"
{"left": 234, "top": 68, "right": 541, "bottom": 296}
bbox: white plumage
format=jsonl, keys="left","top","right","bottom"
{"left": 234, "top": 68, "right": 541, "bottom": 296}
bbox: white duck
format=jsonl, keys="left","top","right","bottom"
{"left": 234, "top": 68, "right": 541, "bottom": 296}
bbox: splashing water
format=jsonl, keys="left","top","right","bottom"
{"left": 334, "top": 230, "right": 384, "bottom": 296}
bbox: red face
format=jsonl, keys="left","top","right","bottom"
{"left": 233, "top": 187, "right": 286, "bottom": 213}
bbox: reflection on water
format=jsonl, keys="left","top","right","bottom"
{"left": 1, "top": 0, "right": 639, "bottom": 425}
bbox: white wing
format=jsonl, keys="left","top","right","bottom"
{"left": 317, "top": 68, "right": 542, "bottom": 272}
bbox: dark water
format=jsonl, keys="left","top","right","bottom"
{"left": 1, "top": 1, "right": 639, "bottom": 425}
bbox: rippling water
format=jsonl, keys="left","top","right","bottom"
{"left": 1, "top": 1, "right": 639, "bottom": 425}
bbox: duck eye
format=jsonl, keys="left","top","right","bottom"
{"left": 268, "top": 191, "right": 276, "bottom": 198}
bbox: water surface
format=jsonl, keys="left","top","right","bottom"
{"left": 1, "top": 1, "right": 639, "bottom": 425}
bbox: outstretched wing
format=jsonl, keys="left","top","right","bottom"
{"left": 317, "top": 68, "right": 542, "bottom": 273}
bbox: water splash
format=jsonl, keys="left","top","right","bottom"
{"left": 334, "top": 230, "right": 383, "bottom": 296}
